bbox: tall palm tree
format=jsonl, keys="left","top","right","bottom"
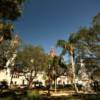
{"left": 56, "top": 35, "right": 79, "bottom": 92}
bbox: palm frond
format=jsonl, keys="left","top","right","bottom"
{"left": 56, "top": 40, "right": 66, "bottom": 48}
{"left": 69, "top": 33, "right": 81, "bottom": 43}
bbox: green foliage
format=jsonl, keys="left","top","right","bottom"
{"left": 16, "top": 44, "right": 48, "bottom": 71}
{"left": 92, "top": 69, "right": 100, "bottom": 81}
{"left": 0, "top": 40, "right": 15, "bottom": 68}
{"left": 92, "top": 13, "right": 100, "bottom": 26}
{"left": 0, "top": 22, "right": 13, "bottom": 40}
{"left": 0, "top": 0, "right": 26, "bottom": 20}
{"left": 15, "top": 44, "right": 49, "bottom": 88}
{"left": 0, "top": 0, "right": 26, "bottom": 42}
{"left": 26, "top": 90, "right": 39, "bottom": 100}
{"left": 49, "top": 56, "right": 67, "bottom": 80}
{"left": 56, "top": 40, "right": 71, "bottom": 56}
{"left": 1, "top": 80, "right": 8, "bottom": 86}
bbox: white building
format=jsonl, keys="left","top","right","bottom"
{"left": 0, "top": 68, "right": 72, "bottom": 87}
{"left": 0, "top": 68, "right": 46, "bottom": 87}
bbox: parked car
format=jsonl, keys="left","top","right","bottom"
{"left": 32, "top": 81, "right": 46, "bottom": 90}
{"left": 0, "top": 80, "right": 8, "bottom": 89}
{"left": 17, "top": 85, "right": 28, "bottom": 90}
{"left": 90, "top": 81, "right": 100, "bottom": 92}
{"left": 64, "top": 84, "right": 74, "bottom": 90}
{"left": 76, "top": 83, "right": 83, "bottom": 90}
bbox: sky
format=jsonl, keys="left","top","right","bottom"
{"left": 14, "top": 0, "right": 100, "bottom": 54}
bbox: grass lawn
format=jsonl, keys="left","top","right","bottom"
{"left": 0, "top": 89, "right": 100, "bottom": 100}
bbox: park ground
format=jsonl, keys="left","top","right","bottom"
{"left": 0, "top": 88, "right": 100, "bottom": 100}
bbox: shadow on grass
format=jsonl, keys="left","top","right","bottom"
{"left": 0, "top": 89, "right": 100, "bottom": 100}
{"left": 72, "top": 93, "right": 100, "bottom": 100}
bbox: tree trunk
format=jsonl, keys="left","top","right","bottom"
{"left": 10, "top": 73, "right": 13, "bottom": 88}
{"left": 54, "top": 78, "right": 57, "bottom": 92}
{"left": 27, "top": 70, "right": 35, "bottom": 89}
{"left": 28, "top": 79, "right": 33, "bottom": 89}
{"left": 70, "top": 53, "right": 78, "bottom": 93}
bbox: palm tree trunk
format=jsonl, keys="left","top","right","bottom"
{"left": 70, "top": 53, "right": 78, "bottom": 93}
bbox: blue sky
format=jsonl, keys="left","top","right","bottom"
{"left": 14, "top": 0, "right": 100, "bottom": 54}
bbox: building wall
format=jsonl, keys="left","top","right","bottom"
{"left": 0, "top": 68, "right": 78, "bottom": 87}
{"left": 57, "top": 76, "right": 68, "bottom": 85}
{"left": 0, "top": 68, "right": 46, "bottom": 86}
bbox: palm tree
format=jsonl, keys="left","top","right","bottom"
{"left": 56, "top": 34, "right": 79, "bottom": 92}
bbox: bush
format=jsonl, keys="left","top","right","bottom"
{"left": 0, "top": 80, "right": 8, "bottom": 89}
{"left": 64, "top": 84, "right": 74, "bottom": 90}
{"left": 26, "top": 90, "right": 40, "bottom": 100}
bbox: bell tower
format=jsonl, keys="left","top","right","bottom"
{"left": 49, "top": 48, "right": 56, "bottom": 58}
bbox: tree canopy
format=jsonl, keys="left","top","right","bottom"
{"left": 15, "top": 44, "right": 49, "bottom": 88}
{"left": 0, "top": 0, "right": 26, "bottom": 42}
{"left": 0, "top": 0, "right": 26, "bottom": 21}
